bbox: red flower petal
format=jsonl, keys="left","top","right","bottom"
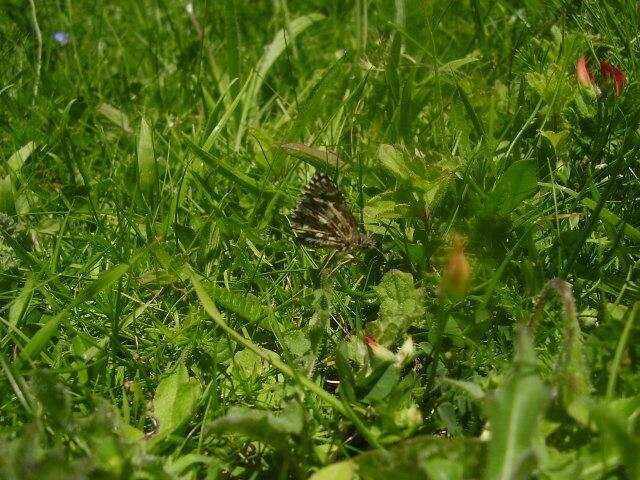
{"left": 364, "top": 335, "right": 378, "bottom": 348}
{"left": 600, "top": 60, "right": 626, "bottom": 96}
{"left": 576, "top": 55, "right": 594, "bottom": 87}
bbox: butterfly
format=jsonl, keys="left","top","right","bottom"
{"left": 290, "top": 174, "right": 371, "bottom": 251}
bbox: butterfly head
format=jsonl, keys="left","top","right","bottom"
{"left": 356, "top": 232, "right": 373, "bottom": 250}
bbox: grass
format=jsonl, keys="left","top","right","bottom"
{"left": 1, "top": 0, "right": 639, "bottom": 478}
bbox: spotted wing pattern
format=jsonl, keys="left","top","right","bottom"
{"left": 290, "top": 174, "right": 366, "bottom": 251}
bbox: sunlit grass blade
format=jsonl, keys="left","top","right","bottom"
{"left": 96, "top": 102, "right": 132, "bottom": 133}
{"left": 137, "top": 117, "right": 157, "bottom": 202}
{"left": 187, "top": 140, "right": 274, "bottom": 195}
{"left": 189, "top": 270, "right": 382, "bottom": 449}
{"left": 235, "top": 13, "right": 325, "bottom": 147}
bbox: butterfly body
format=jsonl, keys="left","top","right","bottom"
{"left": 290, "top": 174, "right": 370, "bottom": 251}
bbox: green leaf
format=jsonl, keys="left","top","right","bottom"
{"left": 137, "top": 117, "right": 157, "bottom": 200}
{"left": 335, "top": 342, "right": 357, "bottom": 403}
{"left": 205, "top": 283, "right": 276, "bottom": 329}
{"left": 377, "top": 144, "right": 410, "bottom": 182}
{"left": 483, "top": 373, "right": 549, "bottom": 480}
{"left": 247, "top": 14, "right": 323, "bottom": 108}
{"left": 281, "top": 143, "right": 343, "bottom": 170}
{"left": 165, "top": 453, "right": 213, "bottom": 477}
{"left": 6, "top": 141, "right": 37, "bottom": 177}
{"left": 0, "top": 142, "right": 34, "bottom": 216}
{"left": 589, "top": 401, "right": 640, "bottom": 478}
{"left": 96, "top": 103, "right": 132, "bottom": 133}
{"left": 152, "top": 364, "right": 202, "bottom": 440}
{"left": 456, "top": 83, "right": 484, "bottom": 138}
{"left": 376, "top": 144, "right": 452, "bottom": 205}
{"left": 309, "top": 462, "right": 356, "bottom": 480}
{"left": 364, "top": 191, "right": 412, "bottom": 233}
{"left": 488, "top": 161, "right": 537, "bottom": 214}
{"left": 442, "top": 378, "right": 485, "bottom": 402}
{"left": 16, "top": 312, "right": 66, "bottom": 364}
{"left": 254, "top": 14, "right": 324, "bottom": 95}
{"left": 364, "top": 364, "right": 400, "bottom": 402}
{"left": 540, "top": 130, "right": 569, "bottom": 151}
{"left": 424, "top": 457, "right": 464, "bottom": 480}
{"left": 366, "top": 270, "right": 425, "bottom": 346}
{"left": 207, "top": 403, "right": 303, "bottom": 450}
{"left": 439, "top": 51, "right": 481, "bottom": 75}
{"left": 607, "top": 304, "right": 640, "bottom": 401}
{"left": 484, "top": 328, "right": 550, "bottom": 480}
{"left": 230, "top": 348, "right": 268, "bottom": 381}
{"left": 283, "top": 329, "right": 311, "bottom": 357}
{"left": 74, "top": 263, "right": 131, "bottom": 306}
{"left": 602, "top": 396, "right": 640, "bottom": 423}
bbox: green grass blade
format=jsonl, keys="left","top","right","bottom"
{"left": 137, "top": 117, "right": 157, "bottom": 201}
{"left": 224, "top": 0, "right": 241, "bottom": 103}
{"left": 187, "top": 140, "right": 273, "bottom": 195}
{"left": 15, "top": 263, "right": 131, "bottom": 367}
{"left": 606, "top": 303, "right": 640, "bottom": 399}
{"left": 236, "top": 13, "right": 324, "bottom": 147}
{"left": 202, "top": 76, "right": 250, "bottom": 151}
{"left": 190, "top": 270, "right": 382, "bottom": 449}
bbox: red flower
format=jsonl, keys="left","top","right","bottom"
{"left": 364, "top": 335, "right": 378, "bottom": 348}
{"left": 576, "top": 55, "right": 594, "bottom": 88}
{"left": 600, "top": 60, "right": 626, "bottom": 96}
{"left": 575, "top": 55, "right": 626, "bottom": 97}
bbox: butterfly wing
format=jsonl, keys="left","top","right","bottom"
{"left": 290, "top": 174, "right": 362, "bottom": 250}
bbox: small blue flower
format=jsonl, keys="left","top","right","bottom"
{"left": 52, "top": 31, "right": 70, "bottom": 46}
